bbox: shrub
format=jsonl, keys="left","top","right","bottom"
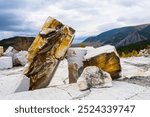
{"left": 79, "top": 43, "right": 86, "bottom": 48}
{"left": 120, "top": 50, "right": 139, "bottom": 58}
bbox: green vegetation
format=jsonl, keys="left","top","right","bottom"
{"left": 79, "top": 43, "right": 86, "bottom": 48}
{"left": 116, "top": 40, "right": 150, "bottom": 57}
{"left": 120, "top": 50, "right": 139, "bottom": 58}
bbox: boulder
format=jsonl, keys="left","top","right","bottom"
{"left": 3, "top": 46, "right": 19, "bottom": 66}
{"left": 0, "top": 56, "right": 13, "bottom": 70}
{"left": 0, "top": 46, "right": 4, "bottom": 56}
{"left": 3, "top": 46, "right": 18, "bottom": 56}
{"left": 15, "top": 75, "right": 30, "bottom": 92}
{"left": 0, "top": 74, "right": 30, "bottom": 97}
{"left": 3, "top": 46, "right": 27, "bottom": 66}
{"left": 77, "top": 66, "right": 112, "bottom": 91}
{"left": 24, "top": 16, "right": 75, "bottom": 90}
{"left": 139, "top": 49, "right": 149, "bottom": 57}
{"left": 84, "top": 45, "right": 121, "bottom": 79}
{"left": 14, "top": 51, "right": 28, "bottom": 66}
{"left": 66, "top": 48, "right": 87, "bottom": 83}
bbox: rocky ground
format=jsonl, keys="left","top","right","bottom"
{"left": 121, "top": 76, "right": 150, "bottom": 87}
{"left": 0, "top": 56, "right": 150, "bottom": 100}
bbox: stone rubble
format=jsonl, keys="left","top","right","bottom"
{"left": 3, "top": 46, "right": 18, "bottom": 57}
{"left": 2, "top": 46, "right": 28, "bottom": 66}
{"left": 77, "top": 66, "right": 112, "bottom": 91}
{"left": 0, "top": 15, "right": 150, "bottom": 100}
{"left": 139, "top": 49, "right": 149, "bottom": 57}
{"left": 66, "top": 45, "right": 121, "bottom": 83}
{"left": 0, "top": 56, "right": 13, "bottom": 70}
{"left": 0, "top": 56, "right": 150, "bottom": 100}
{"left": 14, "top": 51, "right": 28, "bottom": 66}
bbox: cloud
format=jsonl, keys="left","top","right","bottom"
{"left": 113, "top": 0, "right": 140, "bottom": 7}
{"left": 0, "top": 0, "right": 23, "bottom": 9}
{"left": 0, "top": 0, "right": 150, "bottom": 43}
{"left": 0, "top": 12, "right": 23, "bottom": 31}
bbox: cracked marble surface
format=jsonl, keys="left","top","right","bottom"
{"left": 0, "top": 57, "right": 150, "bottom": 100}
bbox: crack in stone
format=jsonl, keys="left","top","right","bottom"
{"left": 119, "top": 76, "right": 150, "bottom": 87}
{"left": 125, "top": 88, "right": 148, "bottom": 100}
{"left": 72, "top": 89, "right": 91, "bottom": 100}
{"left": 47, "top": 85, "right": 91, "bottom": 100}
{"left": 124, "top": 61, "right": 150, "bottom": 69}
{"left": 54, "top": 86, "right": 73, "bottom": 98}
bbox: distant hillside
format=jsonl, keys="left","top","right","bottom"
{"left": 0, "top": 36, "right": 35, "bottom": 51}
{"left": 83, "top": 24, "right": 150, "bottom": 47}
{"left": 117, "top": 40, "right": 150, "bottom": 54}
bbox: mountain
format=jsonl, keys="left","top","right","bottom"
{"left": 117, "top": 40, "right": 150, "bottom": 54}
{"left": 82, "top": 24, "right": 150, "bottom": 48}
{"left": 0, "top": 36, "right": 35, "bottom": 51}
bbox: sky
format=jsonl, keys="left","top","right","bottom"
{"left": 0, "top": 0, "right": 150, "bottom": 43}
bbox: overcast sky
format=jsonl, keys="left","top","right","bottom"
{"left": 0, "top": 0, "right": 150, "bottom": 43}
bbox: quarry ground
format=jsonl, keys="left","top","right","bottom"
{"left": 0, "top": 56, "right": 150, "bottom": 100}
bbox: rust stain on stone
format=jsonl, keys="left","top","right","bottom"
{"left": 84, "top": 52, "right": 121, "bottom": 79}
{"left": 24, "top": 17, "right": 75, "bottom": 90}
